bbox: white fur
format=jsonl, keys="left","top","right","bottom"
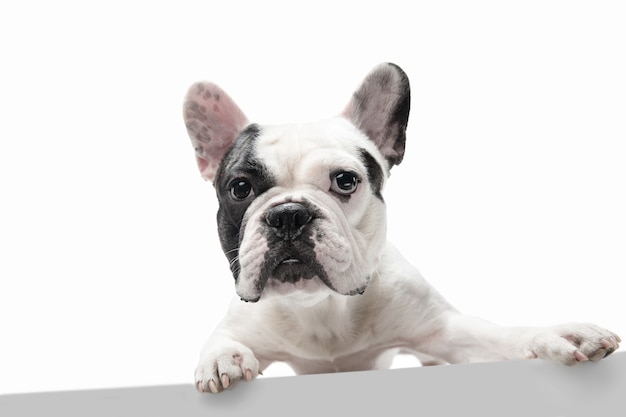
{"left": 193, "top": 118, "right": 620, "bottom": 394}
{"left": 233, "top": 119, "right": 387, "bottom": 301}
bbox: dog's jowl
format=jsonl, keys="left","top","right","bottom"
{"left": 182, "top": 63, "right": 620, "bottom": 393}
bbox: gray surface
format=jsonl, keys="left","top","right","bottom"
{"left": 2, "top": 352, "right": 624, "bottom": 416}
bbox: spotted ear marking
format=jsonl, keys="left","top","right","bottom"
{"left": 183, "top": 82, "right": 249, "bottom": 182}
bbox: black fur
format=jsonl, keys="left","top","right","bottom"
{"left": 213, "top": 124, "right": 276, "bottom": 281}
{"left": 260, "top": 200, "right": 330, "bottom": 287}
{"left": 359, "top": 148, "right": 384, "bottom": 201}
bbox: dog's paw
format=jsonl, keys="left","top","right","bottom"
{"left": 194, "top": 341, "right": 260, "bottom": 393}
{"left": 528, "top": 323, "right": 621, "bottom": 365}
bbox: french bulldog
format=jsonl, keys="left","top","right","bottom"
{"left": 182, "top": 63, "right": 620, "bottom": 393}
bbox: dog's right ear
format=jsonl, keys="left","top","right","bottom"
{"left": 183, "top": 82, "right": 249, "bottom": 182}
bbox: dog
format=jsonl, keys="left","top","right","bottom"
{"left": 182, "top": 63, "right": 620, "bottom": 393}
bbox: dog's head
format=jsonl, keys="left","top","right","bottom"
{"left": 183, "top": 63, "right": 410, "bottom": 302}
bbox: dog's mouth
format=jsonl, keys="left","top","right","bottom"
{"left": 237, "top": 244, "right": 369, "bottom": 302}
{"left": 231, "top": 253, "right": 330, "bottom": 302}
{"left": 271, "top": 255, "right": 321, "bottom": 284}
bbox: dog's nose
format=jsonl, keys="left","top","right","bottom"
{"left": 266, "top": 202, "right": 313, "bottom": 235}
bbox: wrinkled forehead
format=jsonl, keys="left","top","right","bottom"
{"left": 255, "top": 117, "right": 387, "bottom": 183}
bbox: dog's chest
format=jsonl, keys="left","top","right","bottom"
{"left": 259, "top": 297, "right": 394, "bottom": 366}
{"left": 273, "top": 327, "right": 392, "bottom": 374}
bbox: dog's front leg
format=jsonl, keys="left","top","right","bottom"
{"left": 194, "top": 298, "right": 284, "bottom": 393}
{"left": 423, "top": 312, "right": 620, "bottom": 365}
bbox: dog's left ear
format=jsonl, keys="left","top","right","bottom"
{"left": 342, "top": 63, "right": 410, "bottom": 168}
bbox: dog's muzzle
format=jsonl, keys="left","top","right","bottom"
{"left": 262, "top": 201, "right": 325, "bottom": 286}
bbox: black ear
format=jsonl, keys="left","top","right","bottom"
{"left": 183, "top": 82, "right": 249, "bottom": 182}
{"left": 342, "top": 63, "right": 410, "bottom": 168}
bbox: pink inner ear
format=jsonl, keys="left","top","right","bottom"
{"left": 195, "top": 155, "right": 209, "bottom": 174}
{"left": 183, "top": 82, "right": 249, "bottom": 182}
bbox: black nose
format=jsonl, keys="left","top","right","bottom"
{"left": 266, "top": 202, "right": 313, "bottom": 236}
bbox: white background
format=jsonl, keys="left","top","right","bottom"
{"left": 1, "top": 1, "right": 624, "bottom": 395}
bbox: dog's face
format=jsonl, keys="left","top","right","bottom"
{"left": 213, "top": 119, "right": 388, "bottom": 303}
{"left": 183, "top": 63, "right": 410, "bottom": 303}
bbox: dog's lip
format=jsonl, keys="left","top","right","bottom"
{"left": 280, "top": 258, "right": 301, "bottom": 265}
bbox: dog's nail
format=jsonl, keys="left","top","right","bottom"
{"left": 221, "top": 374, "right": 230, "bottom": 388}
{"left": 245, "top": 369, "right": 253, "bottom": 381}
{"left": 574, "top": 350, "right": 589, "bottom": 362}
{"left": 258, "top": 370, "right": 263, "bottom": 376}
{"left": 601, "top": 339, "right": 612, "bottom": 349}
{"left": 526, "top": 351, "right": 538, "bottom": 359}
{"left": 208, "top": 379, "right": 219, "bottom": 393}
{"left": 603, "top": 348, "right": 615, "bottom": 358}
{"left": 196, "top": 381, "right": 204, "bottom": 393}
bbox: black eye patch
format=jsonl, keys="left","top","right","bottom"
{"left": 359, "top": 148, "right": 384, "bottom": 201}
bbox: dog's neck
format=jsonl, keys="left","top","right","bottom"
{"left": 264, "top": 290, "right": 352, "bottom": 319}
{"left": 272, "top": 289, "right": 347, "bottom": 308}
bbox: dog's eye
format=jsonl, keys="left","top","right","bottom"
{"left": 331, "top": 171, "right": 360, "bottom": 195}
{"left": 229, "top": 179, "right": 254, "bottom": 200}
